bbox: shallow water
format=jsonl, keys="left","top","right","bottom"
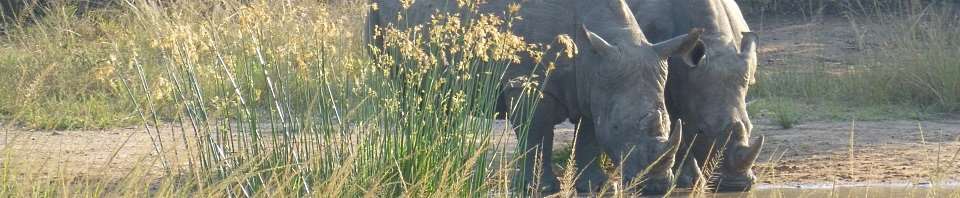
{"left": 667, "top": 183, "right": 960, "bottom": 198}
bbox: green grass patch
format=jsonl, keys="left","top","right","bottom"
{"left": 12, "top": 95, "right": 138, "bottom": 130}
{"left": 749, "top": 4, "right": 960, "bottom": 125}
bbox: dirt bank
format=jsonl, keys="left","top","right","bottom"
{"left": 754, "top": 119, "right": 960, "bottom": 185}
{"left": 489, "top": 118, "right": 960, "bottom": 185}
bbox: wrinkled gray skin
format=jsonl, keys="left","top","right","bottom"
{"left": 368, "top": 0, "right": 702, "bottom": 194}
{"left": 626, "top": 0, "right": 764, "bottom": 191}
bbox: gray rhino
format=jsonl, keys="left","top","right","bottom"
{"left": 367, "top": 0, "right": 703, "bottom": 194}
{"left": 627, "top": 0, "right": 764, "bottom": 191}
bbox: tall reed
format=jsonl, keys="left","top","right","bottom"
{"left": 109, "top": 0, "right": 542, "bottom": 196}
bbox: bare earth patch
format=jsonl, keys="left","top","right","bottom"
{"left": 490, "top": 118, "right": 960, "bottom": 186}
{"left": 753, "top": 16, "right": 865, "bottom": 72}
{"left": 753, "top": 119, "right": 960, "bottom": 185}
{"left": 4, "top": 118, "right": 958, "bottom": 186}
{"left": 0, "top": 126, "right": 191, "bottom": 180}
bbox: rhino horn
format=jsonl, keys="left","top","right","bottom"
{"left": 686, "top": 156, "right": 703, "bottom": 185}
{"left": 650, "top": 119, "right": 683, "bottom": 173}
{"left": 738, "top": 135, "right": 764, "bottom": 171}
{"left": 668, "top": 119, "right": 683, "bottom": 152}
{"left": 725, "top": 121, "right": 762, "bottom": 171}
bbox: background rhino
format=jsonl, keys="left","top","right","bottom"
{"left": 627, "top": 0, "right": 764, "bottom": 191}
{"left": 368, "top": 0, "right": 702, "bottom": 194}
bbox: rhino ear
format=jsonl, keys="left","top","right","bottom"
{"left": 682, "top": 42, "right": 705, "bottom": 68}
{"left": 582, "top": 25, "right": 617, "bottom": 56}
{"left": 739, "top": 32, "right": 759, "bottom": 59}
{"left": 740, "top": 32, "right": 759, "bottom": 84}
{"left": 653, "top": 28, "right": 704, "bottom": 61}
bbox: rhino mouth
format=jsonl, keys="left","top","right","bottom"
{"left": 709, "top": 171, "right": 756, "bottom": 192}
{"left": 636, "top": 171, "right": 676, "bottom": 194}
{"left": 686, "top": 129, "right": 763, "bottom": 192}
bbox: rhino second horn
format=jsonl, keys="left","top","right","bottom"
{"left": 728, "top": 121, "right": 750, "bottom": 145}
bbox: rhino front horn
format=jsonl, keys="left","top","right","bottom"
{"left": 739, "top": 136, "right": 765, "bottom": 170}
{"left": 652, "top": 119, "right": 683, "bottom": 172}
{"left": 668, "top": 119, "right": 683, "bottom": 151}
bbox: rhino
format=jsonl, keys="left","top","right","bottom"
{"left": 626, "top": 0, "right": 764, "bottom": 191}
{"left": 367, "top": 0, "right": 703, "bottom": 194}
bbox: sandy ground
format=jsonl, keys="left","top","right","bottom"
{"left": 3, "top": 118, "right": 957, "bottom": 186}
{"left": 752, "top": 119, "right": 960, "bottom": 185}
{"left": 0, "top": 122, "right": 201, "bottom": 181}
{"left": 2, "top": 16, "right": 958, "bottom": 186}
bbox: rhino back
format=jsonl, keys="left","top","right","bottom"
{"left": 372, "top": 0, "right": 583, "bottom": 43}
{"left": 369, "top": 0, "right": 644, "bottom": 79}
{"left": 626, "top": 0, "right": 749, "bottom": 47}
{"left": 369, "top": 0, "right": 647, "bottom": 119}
{"left": 671, "top": 0, "right": 750, "bottom": 49}
{"left": 625, "top": 0, "right": 674, "bottom": 42}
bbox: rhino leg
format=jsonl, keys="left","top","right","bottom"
{"left": 510, "top": 95, "right": 564, "bottom": 194}
{"left": 572, "top": 119, "right": 607, "bottom": 193}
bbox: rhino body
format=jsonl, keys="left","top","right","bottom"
{"left": 368, "top": 0, "right": 702, "bottom": 194}
{"left": 627, "top": 0, "right": 763, "bottom": 191}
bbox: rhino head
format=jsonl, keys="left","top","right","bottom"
{"left": 671, "top": 32, "right": 763, "bottom": 191}
{"left": 578, "top": 0, "right": 703, "bottom": 193}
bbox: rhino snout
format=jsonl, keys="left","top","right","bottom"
{"left": 714, "top": 170, "right": 756, "bottom": 192}
{"left": 717, "top": 135, "right": 764, "bottom": 192}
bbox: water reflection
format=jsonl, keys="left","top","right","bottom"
{"left": 665, "top": 183, "right": 960, "bottom": 198}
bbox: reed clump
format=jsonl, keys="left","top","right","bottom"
{"left": 3, "top": 0, "right": 544, "bottom": 196}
